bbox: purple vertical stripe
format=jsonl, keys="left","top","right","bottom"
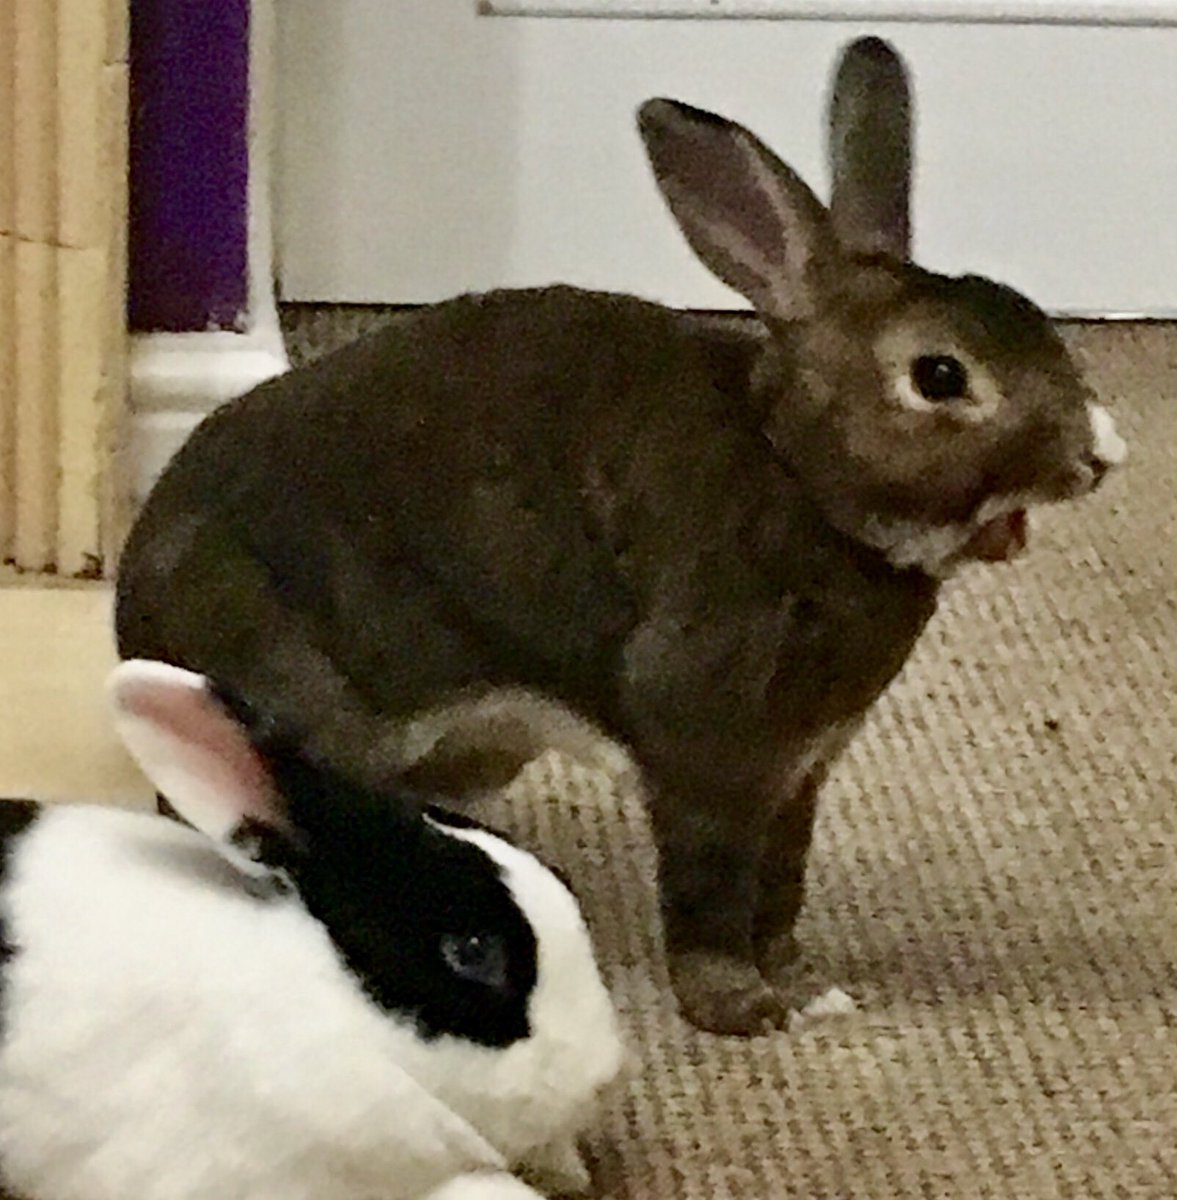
{"left": 128, "top": 0, "right": 251, "bottom": 333}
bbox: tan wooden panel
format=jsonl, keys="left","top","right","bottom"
{"left": 0, "top": 0, "right": 13, "bottom": 558}
{"left": 13, "top": 0, "right": 58, "bottom": 245}
{"left": 57, "top": 0, "right": 106, "bottom": 249}
{"left": 13, "top": 239, "right": 59, "bottom": 572}
{"left": 100, "top": 61, "right": 130, "bottom": 559}
{"left": 2, "top": 0, "right": 129, "bottom": 579}
{"left": 106, "top": 0, "right": 128, "bottom": 66}
{"left": 0, "top": 235, "right": 14, "bottom": 560}
{"left": 0, "top": 0, "right": 15, "bottom": 236}
{"left": 56, "top": 245, "right": 105, "bottom": 576}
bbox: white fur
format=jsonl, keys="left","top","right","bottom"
{"left": 859, "top": 515, "right": 975, "bottom": 578}
{"left": 422, "top": 1174, "right": 546, "bottom": 1200}
{"left": 392, "top": 687, "right": 631, "bottom": 782}
{"left": 0, "top": 806, "right": 622, "bottom": 1200}
{"left": 787, "top": 986, "right": 858, "bottom": 1031}
{"left": 1089, "top": 403, "right": 1127, "bottom": 467}
{"left": 972, "top": 492, "right": 1032, "bottom": 527}
{"left": 889, "top": 367, "right": 999, "bottom": 423}
{"left": 862, "top": 490, "right": 1036, "bottom": 579}
{"left": 414, "top": 818, "right": 625, "bottom": 1164}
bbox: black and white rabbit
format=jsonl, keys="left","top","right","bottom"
{"left": 0, "top": 661, "right": 624, "bottom": 1200}
{"left": 115, "top": 39, "right": 1125, "bottom": 1033}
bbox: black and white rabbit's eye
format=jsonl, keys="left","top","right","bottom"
{"left": 911, "top": 355, "right": 969, "bottom": 402}
{"left": 440, "top": 932, "right": 510, "bottom": 991}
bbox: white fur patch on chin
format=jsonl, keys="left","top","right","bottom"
{"left": 859, "top": 516, "right": 974, "bottom": 578}
{"left": 862, "top": 493, "right": 1034, "bottom": 578}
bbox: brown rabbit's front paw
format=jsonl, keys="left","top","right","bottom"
{"left": 756, "top": 932, "right": 819, "bottom": 1011}
{"left": 668, "top": 950, "right": 786, "bottom": 1035}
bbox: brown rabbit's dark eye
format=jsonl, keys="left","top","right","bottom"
{"left": 911, "top": 355, "right": 968, "bottom": 402}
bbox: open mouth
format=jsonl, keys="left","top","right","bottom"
{"left": 964, "top": 508, "right": 1028, "bottom": 562}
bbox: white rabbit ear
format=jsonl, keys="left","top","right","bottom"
{"left": 638, "top": 98, "right": 834, "bottom": 323}
{"left": 107, "top": 660, "right": 285, "bottom": 844}
{"left": 827, "top": 36, "right": 912, "bottom": 260}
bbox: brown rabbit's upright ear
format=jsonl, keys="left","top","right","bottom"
{"left": 638, "top": 98, "right": 834, "bottom": 322}
{"left": 827, "top": 36, "right": 912, "bottom": 261}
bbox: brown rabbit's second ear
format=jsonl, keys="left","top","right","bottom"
{"left": 828, "top": 36, "right": 912, "bottom": 261}
{"left": 638, "top": 98, "right": 835, "bottom": 322}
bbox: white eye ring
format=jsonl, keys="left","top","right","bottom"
{"left": 891, "top": 362, "right": 1000, "bottom": 424}
{"left": 893, "top": 373, "right": 946, "bottom": 414}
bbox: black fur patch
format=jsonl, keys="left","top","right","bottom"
{"left": 199, "top": 683, "right": 540, "bottom": 1045}
{"left": 0, "top": 801, "right": 41, "bottom": 845}
{"left": 281, "top": 766, "right": 538, "bottom": 1047}
{"left": 156, "top": 792, "right": 190, "bottom": 824}
{"left": 0, "top": 802, "right": 42, "bottom": 1028}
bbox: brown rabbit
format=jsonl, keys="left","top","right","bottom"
{"left": 115, "top": 38, "right": 1125, "bottom": 1034}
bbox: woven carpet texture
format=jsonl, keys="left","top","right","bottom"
{"left": 282, "top": 308, "right": 1175, "bottom": 1200}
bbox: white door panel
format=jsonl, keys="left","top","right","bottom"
{"left": 489, "top": 0, "right": 1177, "bottom": 20}
{"left": 276, "top": 3, "right": 1177, "bottom": 315}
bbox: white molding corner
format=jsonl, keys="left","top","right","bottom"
{"left": 129, "top": 409, "right": 212, "bottom": 505}
{"left": 129, "top": 317, "right": 287, "bottom": 499}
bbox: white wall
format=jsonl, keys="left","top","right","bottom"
{"left": 276, "top": 3, "right": 1177, "bottom": 315}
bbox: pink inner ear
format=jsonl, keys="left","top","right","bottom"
{"left": 116, "top": 675, "right": 282, "bottom": 834}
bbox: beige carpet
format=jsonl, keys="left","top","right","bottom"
{"left": 4, "top": 319, "right": 1175, "bottom": 1197}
